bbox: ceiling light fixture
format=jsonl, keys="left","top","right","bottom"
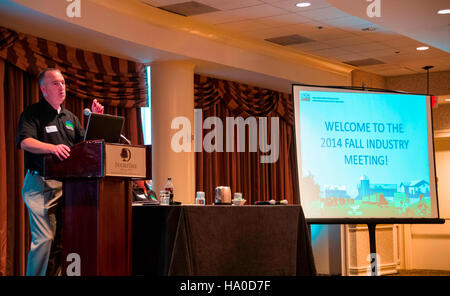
{"left": 437, "top": 9, "right": 450, "bottom": 14}
{"left": 416, "top": 46, "right": 429, "bottom": 51}
{"left": 296, "top": 2, "right": 311, "bottom": 8}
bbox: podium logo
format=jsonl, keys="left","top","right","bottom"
{"left": 120, "top": 148, "right": 131, "bottom": 162}
{"left": 66, "top": 0, "right": 81, "bottom": 18}
{"left": 366, "top": 0, "right": 381, "bottom": 18}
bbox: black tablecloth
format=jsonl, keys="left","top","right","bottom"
{"left": 132, "top": 205, "right": 316, "bottom": 276}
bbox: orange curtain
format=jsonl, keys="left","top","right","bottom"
{"left": 194, "top": 75, "right": 300, "bottom": 205}
{"left": 0, "top": 26, "right": 146, "bottom": 276}
{"left": 0, "top": 60, "right": 37, "bottom": 276}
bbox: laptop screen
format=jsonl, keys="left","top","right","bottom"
{"left": 83, "top": 113, "right": 125, "bottom": 143}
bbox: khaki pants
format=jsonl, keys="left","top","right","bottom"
{"left": 22, "top": 171, "right": 62, "bottom": 276}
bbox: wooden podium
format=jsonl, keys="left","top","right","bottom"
{"left": 44, "top": 140, "right": 150, "bottom": 276}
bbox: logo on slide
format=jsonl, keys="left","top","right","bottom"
{"left": 300, "top": 93, "right": 310, "bottom": 101}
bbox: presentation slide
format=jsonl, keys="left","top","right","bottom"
{"left": 293, "top": 85, "right": 439, "bottom": 219}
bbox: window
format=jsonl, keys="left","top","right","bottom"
{"left": 141, "top": 66, "right": 151, "bottom": 145}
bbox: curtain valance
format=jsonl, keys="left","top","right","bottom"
{"left": 0, "top": 27, "right": 147, "bottom": 108}
{"left": 194, "top": 74, "right": 293, "bottom": 125}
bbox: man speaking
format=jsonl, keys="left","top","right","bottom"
{"left": 17, "top": 68, "right": 104, "bottom": 276}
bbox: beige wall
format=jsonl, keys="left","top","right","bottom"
{"left": 351, "top": 69, "right": 386, "bottom": 89}
{"left": 385, "top": 70, "right": 450, "bottom": 131}
{"left": 434, "top": 138, "right": 450, "bottom": 220}
{"left": 351, "top": 69, "right": 450, "bottom": 96}
{"left": 409, "top": 138, "right": 450, "bottom": 270}
{"left": 385, "top": 70, "right": 450, "bottom": 271}
{"left": 433, "top": 105, "right": 450, "bottom": 131}
{"left": 401, "top": 206, "right": 450, "bottom": 270}
{"left": 386, "top": 70, "right": 450, "bottom": 96}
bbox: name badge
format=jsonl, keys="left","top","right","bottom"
{"left": 45, "top": 125, "right": 58, "bottom": 133}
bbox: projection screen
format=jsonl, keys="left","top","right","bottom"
{"left": 292, "top": 85, "right": 440, "bottom": 223}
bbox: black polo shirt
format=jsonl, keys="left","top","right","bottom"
{"left": 17, "top": 99, "right": 85, "bottom": 175}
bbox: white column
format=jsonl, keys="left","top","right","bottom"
{"left": 151, "top": 60, "right": 195, "bottom": 204}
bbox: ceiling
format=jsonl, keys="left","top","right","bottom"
{"left": 327, "top": 0, "right": 450, "bottom": 52}
{"left": 142, "top": 0, "right": 450, "bottom": 76}
{"left": 0, "top": 0, "right": 353, "bottom": 93}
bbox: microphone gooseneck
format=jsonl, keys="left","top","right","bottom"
{"left": 83, "top": 108, "right": 91, "bottom": 116}
{"left": 120, "top": 134, "right": 131, "bottom": 145}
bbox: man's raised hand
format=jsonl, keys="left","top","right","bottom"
{"left": 91, "top": 99, "right": 104, "bottom": 114}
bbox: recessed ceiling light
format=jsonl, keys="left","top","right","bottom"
{"left": 416, "top": 46, "right": 429, "bottom": 51}
{"left": 437, "top": 9, "right": 450, "bottom": 14}
{"left": 296, "top": 2, "right": 311, "bottom": 8}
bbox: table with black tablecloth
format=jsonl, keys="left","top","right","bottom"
{"left": 132, "top": 205, "right": 316, "bottom": 276}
